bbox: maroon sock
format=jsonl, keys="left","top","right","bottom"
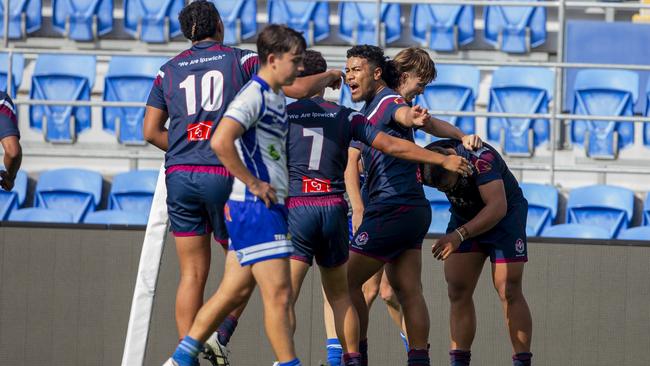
{"left": 216, "top": 315, "right": 238, "bottom": 346}
{"left": 408, "top": 348, "right": 430, "bottom": 366}
{"left": 343, "top": 352, "right": 362, "bottom": 366}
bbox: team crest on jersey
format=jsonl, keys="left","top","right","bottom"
{"left": 474, "top": 158, "right": 492, "bottom": 174}
{"left": 187, "top": 121, "right": 213, "bottom": 141}
{"left": 269, "top": 145, "right": 281, "bottom": 161}
{"left": 515, "top": 239, "right": 525, "bottom": 254}
{"left": 355, "top": 232, "right": 369, "bottom": 246}
{"left": 302, "top": 177, "right": 332, "bottom": 193}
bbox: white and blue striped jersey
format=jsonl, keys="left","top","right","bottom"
{"left": 224, "top": 75, "right": 289, "bottom": 203}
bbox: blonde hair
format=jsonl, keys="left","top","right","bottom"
{"left": 392, "top": 47, "right": 437, "bottom": 84}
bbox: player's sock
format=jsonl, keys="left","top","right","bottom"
{"left": 359, "top": 339, "right": 368, "bottom": 366}
{"left": 172, "top": 336, "right": 201, "bottom": 366}
{"left": 217, "top": 315, "right": 238, "bottom": 346}
{"left": 449, "top": 349, "right": 471, "bottom": 366}
{"left": 326, "top": 338, "right": 343, "bottom": 366}
{"left": 512, "top": 352, "right": 532, "bottom": 366}
{"left": 399, "top": 332, "right": 409, "bottom": 352}
{"left": 343, "top": 352, "right": 362, "bottom": 366}
{"left": 278, "top": 358, "right": 301, "bottom": 366}
{"left": 407, "top": 348, "right": 430, "bottom": 366}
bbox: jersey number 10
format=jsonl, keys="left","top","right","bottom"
{"left": 179, "top": 71, "right": 224, "bottom": 115}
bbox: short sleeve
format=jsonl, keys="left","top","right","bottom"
{"left": 472, "top": 149, "right": 503, "bottom": 186}
{"left": 239, "top": 50, "right": 260, "bottom": 82}
{"left": 0, "top": 94, "right": 19, "bottom": 140}
{"left": 146, "top": 67, "right": 167, "bottom": 111}
{"left": 346, "top": 109, "right": 379, "bottom": 147}
{"left": 387, "top": 96, "right": 408, "bottom": 121}
{"left": 350, "top": 140, "right": 364, "bottom": 150}
{"left": 224, "top": 83, "right": 263, "bottom": 131}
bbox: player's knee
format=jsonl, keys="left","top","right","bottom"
{"left": 265, "top": 283, "right": 293, "bottom": 309}
{"left": 447, "top": 282, "right": 473, "bottom": 303}
{"left": 379, "top": 282, "right": 397, "bottom": 304}
{"left": 494, "top": 280, "right": 523, "bottom": 304}
{"left": 179, "top": 267, "right": 209, "bottom": 284}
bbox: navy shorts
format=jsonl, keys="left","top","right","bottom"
{"left": 165, "top": 165, "right": 233, "bottom": 248}
{"left": 448, "top": 201, "right": 528, "bottom": 263}
{"left": 225, "top": 200, "right": 293, "bottom": 266}
{"left": 351, "top": 203, "right": 432, "bottom": 262}
{"left": 287, "top": 195, "right": 349, "bottom": 268}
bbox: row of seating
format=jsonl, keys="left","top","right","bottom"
{"left": 425, "top": 184, "right": 650, "bottom": 240}
{"left": 0, "top": 168, "right": 157, "bottom": 225}
{"left": 342, "top": 66, "right": 650, "bottom": 159}
{"left": 1, "top": 0, "right": 547, "bottom": 52}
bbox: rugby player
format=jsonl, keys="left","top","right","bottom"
{"left": 0, "top": 90, "right": 21, "bottom": 192}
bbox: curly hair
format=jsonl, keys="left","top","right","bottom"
{"left": 178, "top": 1, "right": 222, "bottom": 42}
{"left": 346, "top": 45, "right": 399, "bottom": 89}
{"left": 298, "top": 50, "right": 327, "bottom": 77}
{"left": 257, "top": 24, "right": 307, "bottom": 65}
{"left": 420, "top": 140, "right": 455, "bottom": 187}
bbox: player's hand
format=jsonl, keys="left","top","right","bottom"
{"left": 432, "top": 232, "right": 462, "bottom": 260}
{"left": 461, "top": 134, "right": 483, "bottom": 151}
{"left": 248, "top": 179, "right": 278, "bottom": 208}
{"left": 351, "top": 209, "right": 364, "bottom": 234}
{"left": 442, "top": 155, "right": 472, "bottom": 177}
{"left": 0, "top": 170, "right": 15, "bottom": 191}
{"left": 327, "top": 70, "right": 344, "bottom": 90}
{"left": 411, "top": 105, "right": 430, "bottom": 127}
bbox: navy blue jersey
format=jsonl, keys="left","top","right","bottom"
{"left": 287, "top": 97, "right": 379, "bottom": 197}
{"left": 0, "top": 91, "right": 19, "bottom": 140}
{"left": 440, "top": 141, "right": 526, "bottom": 221}
{"left": 147, "top": 41, "right": 259, "bottom": 168}
{"left": 359, "top": 87, "right": 427, "bottom": 207}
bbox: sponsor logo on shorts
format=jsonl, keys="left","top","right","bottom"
{"left": 236, "top": 251, "right": 244, "bottom": 262}
{"left": 187, "top": 121, "right": 213, "bottom": 141}
{"left": 302, "top": 176, "right": 332, "bottom": 193}
{"left": 355, "top": 232, "right": 369, "bottom": 246}
{"left": 274, "top": 234, "right": 288, "bottom": 241}
{"left": 224, "top": 203, "right": 232, "bottom": 222}
{"left": 515, "top": 238, "right": 525, "bottom": 254}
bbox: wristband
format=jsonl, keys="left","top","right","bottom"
{"left": 454, "top": 228, "right": 465, "bottom": 242}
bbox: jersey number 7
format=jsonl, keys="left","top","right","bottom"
{"left": 303, "top": 127, "right": 324, "bottom": 170}
{"left": 179, "top": 71, "right": 224, "bottom": 115}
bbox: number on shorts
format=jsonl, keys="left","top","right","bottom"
{"left": 179, "top": 71, "right": 224, "bottom": 116}
{"left": 303, "top": 127, "right": 324, "bottom": 170}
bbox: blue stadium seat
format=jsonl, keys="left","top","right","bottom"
{"left": 519, "top": 183, "right": 558, "bottom": 237}
{"left": 643, "top": 193, "right": 650, "bottom": 226}
{"left": 29, "top": 54, "right": 96, "bottom": 143}
{"left": 103, "top": 56, "right": 167, "bottom": 144}
{"left": 0, "top": 0, "right": 42, "bottom": 39}
{"left": 566, "top": 185, "right": 634, "bottom": 239}
{"left": 83, "top": 209, "right": 148, "bottom": 225}
{"left": 108, "top": 170, "right": 157, "bottom": 215}
{"left": 0, "top": 170, "right": 27, "bottom": 220}
{"left": 52, "top": 0, "right": 113, "bottom": 41}
{"left": 268, "top": 0, "right": 329, "bottom": 46}
{"left": 9, "top": 207, "right": 75, "bottom": 223}
{"left": 339, "top": 84, "right": 365, "bottom": 111}
{"left": 542, "top": 224, "right": 610, "bottom": 239}
{"left": 416, "top": 64, "right": 479, "bottom": 136}
{"left": 644, "top": 78, "right": 650, "bottom": 149}
{"left": 424, "top": 186, "right": 451, "bottom": 234}
{"left": 411, "top": 5, "right": 474, "bottom": 52}
{"left": 617, "top": 226, "right": 650, "bottom": 241}
{"left": 210, "top": 0, "right": 257, "bottom": 45}
{"left": 35, "top": 168, "right": 103, "bottom": 223}
{"left": 487, "top": 67, "right": 554, "bottom": 156}
{"left": 571, "top": 69, "right": 638, "bottom": 159}
{"left": 124, "top": 0, "right": 183, "bottom": 43}
{"left": 0, "top": 52, "right": 24, "bottom": 97}
{"left": 484, "top": 0, "right": 546, "bottom": 53}
{"left": 338, "top": 3, "right": 401, "bottom": 46}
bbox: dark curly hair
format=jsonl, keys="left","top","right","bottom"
{"left": 298, "top": 50, "right": 327, "bottom": 77}
{"left": 178, "top": 1, "right": 223, "bottom": 42}
{"left": 420, "top": 140, "right": 456, "bottom": 187}
{"left": 346, "top": 45, "right": 399, "bottom": 89}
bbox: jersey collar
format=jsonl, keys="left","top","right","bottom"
{"left": 192, "top": 40, "right": 219, "bottom": 50}
{"left": 252, "top": 75, "right": 271, "bottom": 92}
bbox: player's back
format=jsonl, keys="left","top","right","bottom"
{"left": 147, "top": 41, "right": 258, "bottom": 168}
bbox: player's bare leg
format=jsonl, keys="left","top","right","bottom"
{"left": 379, "top": 271, "right": 407, "bottom": 336}
{"left": 491, "top": 262, "right": 532, "bottom": 354}
{"left": 289, "top": 259, "right": 311, "bottom": 334}
{"left": 320, "top": 262, "right": 360, "bottom": 354}
{"left": 175, "top": 234, "right": 212, "bottom": 338}
{"left": 347, "top": 252, "right": 386, "bottom": 341}
{"left": 362, "top": 268, "right": 382, "bottom": 308}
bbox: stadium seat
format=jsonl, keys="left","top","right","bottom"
{"left": 411, "top": 5, "right": 474, "bottom": 52}
{"left": 424, "top": 186, "right": 451, "bottom": 234}
{"left": 338, "top": 3, "right": 401, "bottom": 46}
{"left": 29, "top": 54, "right": 96, "bottom": 143}
{"left": 484, "top": 0, "right": 546, "bottom": 53}
{"left": 339, "top": 84, "right": 365, "bottom": 111}
{"left": 210, "top": 0, "right": 257, "bottom": 45}
{"left": 644, "top": 78, "right": 650, "bottom": 149}
{"left": 487, "top": 67, "right": 554, "bottom": 156}
{"left": 103, "top": 56, "right": 167, "bottom": 144}
{"left": 0, "top": 170, "right": 27, "bottom": 220}
{"left": 0, "top": 0, "right": 42, "bottom": 39}
{"left": 52, "top": 0, "right": 113, "bottom": 41}
{"left": 571, "top": 69, "right": 638, "bottom": 159}
{"left": 83, "top": 209, "right": 148, "bottom": 225}
{"left": 124, "top": 0, "right": 183, "bottom": 43}
{"left": 268, "top": 0, "right": 329, "bottom": 46}
{"left": 108, "top": 170, "right": 157, "bottom": 215}
{"left": 566, "top": 185, "right": 634, "bottom": 239}
{"left": 35, "top": 168, "right": 103, "bottom": 223}
{"left": 519, "top": 183, "right": 558, "bottom": 237}
{"left": 416, "top": 64, "right": 480, "bottom": 136}
{"left": 644, "top": 193, "right": 650, "bottom": 226}
{"left": 0, "top": 52, "right": 24, "bottom": 97}
{"left": 9, "top": 207, "right": 75, "bottom": 223}
{"left": 541, "top": 224, "right": 610, "bottom": 239}
{"left": 617, "top": 226, "right": 650, "bottom": 241}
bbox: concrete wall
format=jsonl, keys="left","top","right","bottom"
{"left": 1, "top": 225, "right": 649, "bottom": 366}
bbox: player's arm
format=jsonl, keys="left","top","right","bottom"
{"left": 393, "top": 104, "right": 430, "bottom": 128}
{"left": 143, "top": 106, "right": 169, "bottom": 151}
{"left": 419, "top": 116, "right": 483, "bottom": 150}
{"left": 370, "top": 132, "right": 472, "bottom": 176}
{"left": 283, "top": 70, "right": 344, "bottom": 99}
{"left": 0, "top": 135, "right": 21, "bottom": 191}
{"left": 344, "top": 146, "right": 364, "bottom": 234}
